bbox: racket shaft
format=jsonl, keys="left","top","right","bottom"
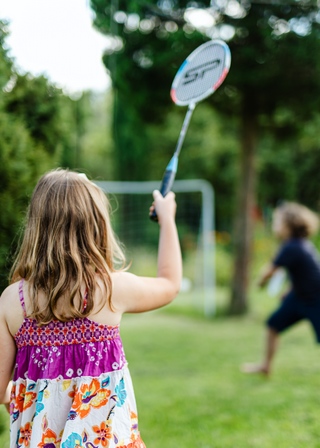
{"left": 174, "top": 103, "right": 195, "bottom": 157}
{"left": 150, "top": 105, "right": 194, "bottom": 222}
{"left": 150, "top": 155, "right": 178, "bottom": 222}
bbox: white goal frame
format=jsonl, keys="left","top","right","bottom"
{"left": 94, "top": 179, "right": 216, "bottom": 316}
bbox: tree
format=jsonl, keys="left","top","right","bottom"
{"left": 0, "top": 19, "right": 84, "bottom": 292}
{"left": 0, "top": 19, "right": 12, "bottom": 91}
{"left": 90, "top": 0, "right": 320, "bottom": 313}
{"left": 4, "top": 74, "right": 76, "bottom": 159}
{"left": 77, "top": 90, "right": 116, "bottom": 180}
{"left": 220, "top": 3, "right": 320, "bottom": 313}
{"left": 91, "top": 0, "right": 207, "bottom": 181}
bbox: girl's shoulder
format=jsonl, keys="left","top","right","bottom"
{"left": 111, "top": 271, "right": 146, "bottom": 294}
{"left": 111, "top": 271, "right": 135, "bottom": 298}
{"left": 0, "top": 281, "right": 20, "bottom": 306}
{"left": 0, "top": 281, "right": 24, "bottom": 335}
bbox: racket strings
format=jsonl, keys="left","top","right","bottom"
{"left": 172, "top": 41, "right": 230, "bottom": 105}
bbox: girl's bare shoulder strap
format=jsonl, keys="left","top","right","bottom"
{"left": 18, "top": 279, "right": 27, "bottom": 317}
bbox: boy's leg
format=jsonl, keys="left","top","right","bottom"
{"left": 305, "top": 301, "right": 320, "bottom": 344}
{"left": 241, "top": 327, "right": 278, "bottom": 375}
{"left": 264, "top": 327, "right": 279, "bottom": 373}
{"left": 242, "top": 291, "right": 301, "bottom": 376}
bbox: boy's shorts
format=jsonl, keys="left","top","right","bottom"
{"left": 267, "top": 290, "right": 320, "bottom": 342}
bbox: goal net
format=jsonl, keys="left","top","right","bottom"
{"left": 94, "top": 179, "right": 216, "bottom": 316}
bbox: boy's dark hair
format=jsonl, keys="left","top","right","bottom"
{"left": 276, "top": 202, "right": 319, "bottom": 238}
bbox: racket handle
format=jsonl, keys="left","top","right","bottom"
{"left": 150, "top": 156, "right": 178, "bottom": 222}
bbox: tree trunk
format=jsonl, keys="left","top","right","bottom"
{"left": 229, "top": 105, "right": 258, "bottom": 314}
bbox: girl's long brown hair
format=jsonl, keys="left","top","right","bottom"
{"left": 10, "top": 169, "right": 126, "bottom": 324}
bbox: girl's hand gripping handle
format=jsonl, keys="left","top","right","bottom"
{"left": 149, "top": 190, "right": 177, "bottom": 227}
{"left": 150, "top": 155, "right": 178, "bottom": 222}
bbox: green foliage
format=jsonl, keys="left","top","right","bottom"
{"left": 0, "top": 103, "right": 56, "bottom": 290}
{"left": 147, "top": 104, "right": 239, "bottom": 228}
{"left": 112, "top": 94, "right": 151, "bottom": 181}
{"left": 90, "top": 0, "right": 320, "bottom": 314}
{"left": 90, "top": 0, "right": 320, "bottom": 222}
{"left": 215, "top": 241, "right": 233, "bottom": 287}
{"left": 4, "top": 74, "right": 74, "bottom": 158}
{"left": 0, "top": 20, "right": 12, "bottom": 90}
{"left": 79, "top": 91, "right": 115, "bottom": 179}
{"left": 91, "top": 0, "right": 206, "bottom": 181}
{"left": 257, "top": 117, "right": 320, "bottom": 209}
{"left": 0, "top": 19, "right": 87, "bottom": 292}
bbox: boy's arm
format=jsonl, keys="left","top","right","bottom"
{"left": 257, "top": 264, "right": 279, "bottom": 288}
{"left": 258, "top": 242, "right": 292, "bottom": 288}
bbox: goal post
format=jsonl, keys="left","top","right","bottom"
{"left": 94, "top": 179, "right": 216, "bottom": 316}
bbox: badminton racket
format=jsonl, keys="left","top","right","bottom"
{"left": 150, "top": 39, "right": 231, "bottom": 221}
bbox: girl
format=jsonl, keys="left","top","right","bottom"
{"left": 242, "top": 202, "right": 320, "bottom": 376}
{"left": 0, "top": 169, "right": 182, "bottom": 447}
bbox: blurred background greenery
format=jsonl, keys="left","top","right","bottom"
{"left": 2, "top": 1, "right": 320, "bottom": 444}
{"left": 2, "top": 1, "right": 320, "bottom": 307}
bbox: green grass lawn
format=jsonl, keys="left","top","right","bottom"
{"left": 1, "top": 287, "right": 320, "bottom": 447}
{"left": 122, "top": 292, "right": 320, "bottom": 448}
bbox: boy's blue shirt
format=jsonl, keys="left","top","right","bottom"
{"left": 274, "top": 238, "right": 320, "bottom": 301}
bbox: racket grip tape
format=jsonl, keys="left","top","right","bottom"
{"left": 150, "top": 168, "right": 176, "bottom": 222}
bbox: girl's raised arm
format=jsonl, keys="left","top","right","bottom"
{"left": 112, "top": 190, "right": 182, "bottom": 313}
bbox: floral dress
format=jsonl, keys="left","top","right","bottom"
{"left": 10, "top": 280, "right": 146, "bottom": 448}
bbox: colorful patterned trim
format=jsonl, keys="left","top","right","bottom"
{"left": 14, "top": 317, "right": 120, "bottom": 348}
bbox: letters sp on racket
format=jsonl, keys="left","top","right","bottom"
{"left": 182, "top": 59, "right": 221, "bottom": 85}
